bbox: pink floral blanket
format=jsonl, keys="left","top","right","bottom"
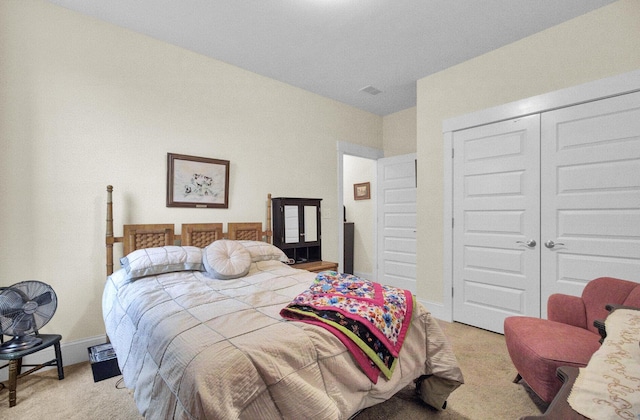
{"left": 280, "top": 271, "right": 414, "bottom": 383}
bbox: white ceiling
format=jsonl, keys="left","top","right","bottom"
{"left": 46, "top": 0, "right": 617, "bottom": 116}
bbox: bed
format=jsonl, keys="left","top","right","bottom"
{"left": 102, "top": 186, "right": 463, "bottom": 419}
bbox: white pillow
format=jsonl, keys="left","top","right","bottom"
{"left": 203, "top": 240, "right": 252, "bottom": 280}
{"left": 120, "top": 246, "right": 204, "bottom": 281}
{"left": 238, "top": 240, "right": 288, "bottom": 262}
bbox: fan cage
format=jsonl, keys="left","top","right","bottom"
{"left": 0, "top": 280, "right": 58, "bottom": 348}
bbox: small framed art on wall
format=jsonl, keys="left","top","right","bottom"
{"left": 354, "top": 182, "right": 370, "bottom": 200}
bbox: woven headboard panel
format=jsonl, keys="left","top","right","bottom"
{"left": 181, "top": 223, "right": 224, "bottom": 247}
{"left": 123, "top": 224, "right": 175, "bottom": 256}
{"left": 228, "top": 222, "right": 264, "bottom": 241}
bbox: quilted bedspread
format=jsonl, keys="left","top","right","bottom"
{"left": 103, "top": 260, "right": 463, "bottom": 419}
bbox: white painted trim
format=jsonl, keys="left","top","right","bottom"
{"left": 418, "top": 298, "right": 449, "bottom": 322}
{"left": 443, "top": 69, "right": 640, "bottom": 133}
{"left": 442, "top": 69, "right": 640, "bottom": 327}
{"left": 337, "top": 141, "right": 384, "bottom": 160}
{"left": 0, "top": 335, "right": 109, "bottom": 382}
{"left": 442, "top": 131, "right": 454, "bottom": 322}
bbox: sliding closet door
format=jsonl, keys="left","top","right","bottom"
{"left": 453, "top": 115, "right": 541, "bottom": 333}
{"left": 540, "top": 91, "right": 640, "bottom": 315}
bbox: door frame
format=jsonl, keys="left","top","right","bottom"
{"left": 443, "top": 69, "right": 640, "bottom": 323}
{"left": 337, "top": 141, "right": 384, "bottom": 274}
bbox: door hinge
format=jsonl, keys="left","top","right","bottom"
{"left": 452, "top": 287, "right": 454, "bottom": 298}
{"left": 452, "top": 148, "right": 454, "bottom": 159}
{"left": 452, "top": 218, "right": 454, "bottom": 228}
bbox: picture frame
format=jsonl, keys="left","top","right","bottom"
{"left": 353, "top": 182, "right": 370, "bottom": 200}
{"left": 166, "top": 153, "right": 230, "bottom": 208}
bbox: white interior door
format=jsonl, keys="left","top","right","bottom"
{"left": 540, "top": 91, "right": 640, "bottom": 314}
{"left": 377, "top": 154, "right": 417, "bottom": 293}
{"left": 453, "top": 115, "right": 541, "bottom": 333}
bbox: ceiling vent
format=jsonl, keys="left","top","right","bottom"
{"left": 359, "top": 85, "right": 382, "bottom": 95}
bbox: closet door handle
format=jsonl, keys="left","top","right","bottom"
{"left": 516, "top": 239, "right": 536, "bottom": 248}
{"left": 544, "top": 240, "right": 565, "bottom": 249}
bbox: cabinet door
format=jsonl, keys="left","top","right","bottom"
{"left": 283, "top": 205, "right": 300, "bottom": 244}
{"left": 303, "top": 205, "right": 319, "bottom": 243}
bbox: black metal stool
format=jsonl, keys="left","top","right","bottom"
{"left": 0, "top": 334, "right": 64, "bottom": 407}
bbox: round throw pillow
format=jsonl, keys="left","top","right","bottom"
{"left": 203, "top": 240, "right": 252, "bottom": 280}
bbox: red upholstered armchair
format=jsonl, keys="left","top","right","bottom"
{"left": 503, "top": 277, "right": 640, "bottom": 403}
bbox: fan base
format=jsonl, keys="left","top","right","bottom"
{"left": 0, "top": 335, "right": 43, "bottom": 353}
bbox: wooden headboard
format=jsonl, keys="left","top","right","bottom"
{"left": 181, "top": 223, "right": 224, "bottom": 248}
{"left": 105, "top": 185, "right": 273, "bottom": 275}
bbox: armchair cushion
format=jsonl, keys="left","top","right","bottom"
{"left": 547, "top": 294, "right": 586, "bottom": 329}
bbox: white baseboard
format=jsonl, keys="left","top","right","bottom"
{"left": 418, "top": 298, "right": 452, "bottom": 323}
{"left": 0, "top": 334, "right": 107, "bottom": 382}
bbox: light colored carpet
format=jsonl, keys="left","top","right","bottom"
{"left": 0, "top": 321, "right": 546, "bottom": 420}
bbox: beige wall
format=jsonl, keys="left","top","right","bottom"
{"left": 382, "top": 107, "right": 417, "bottom": 156}
{"left": 0, "top": 1, "right": 382, "bottom": 342}
{"left": 416, "top": 0, "right": 640, "bottom": 304}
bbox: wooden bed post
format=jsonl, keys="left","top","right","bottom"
{"left": 106, "top": 185, "right": 115, "bottom": 276}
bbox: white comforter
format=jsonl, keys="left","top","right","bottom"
{"left": 103, "top": 260, "right": 462, "bottom": 419}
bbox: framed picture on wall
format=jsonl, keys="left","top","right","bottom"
{"left": 167, "top": 153, "right": 230, "bottom": 208}
{"left": 354, "top": 182, "right": 370, "bottom": 200}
